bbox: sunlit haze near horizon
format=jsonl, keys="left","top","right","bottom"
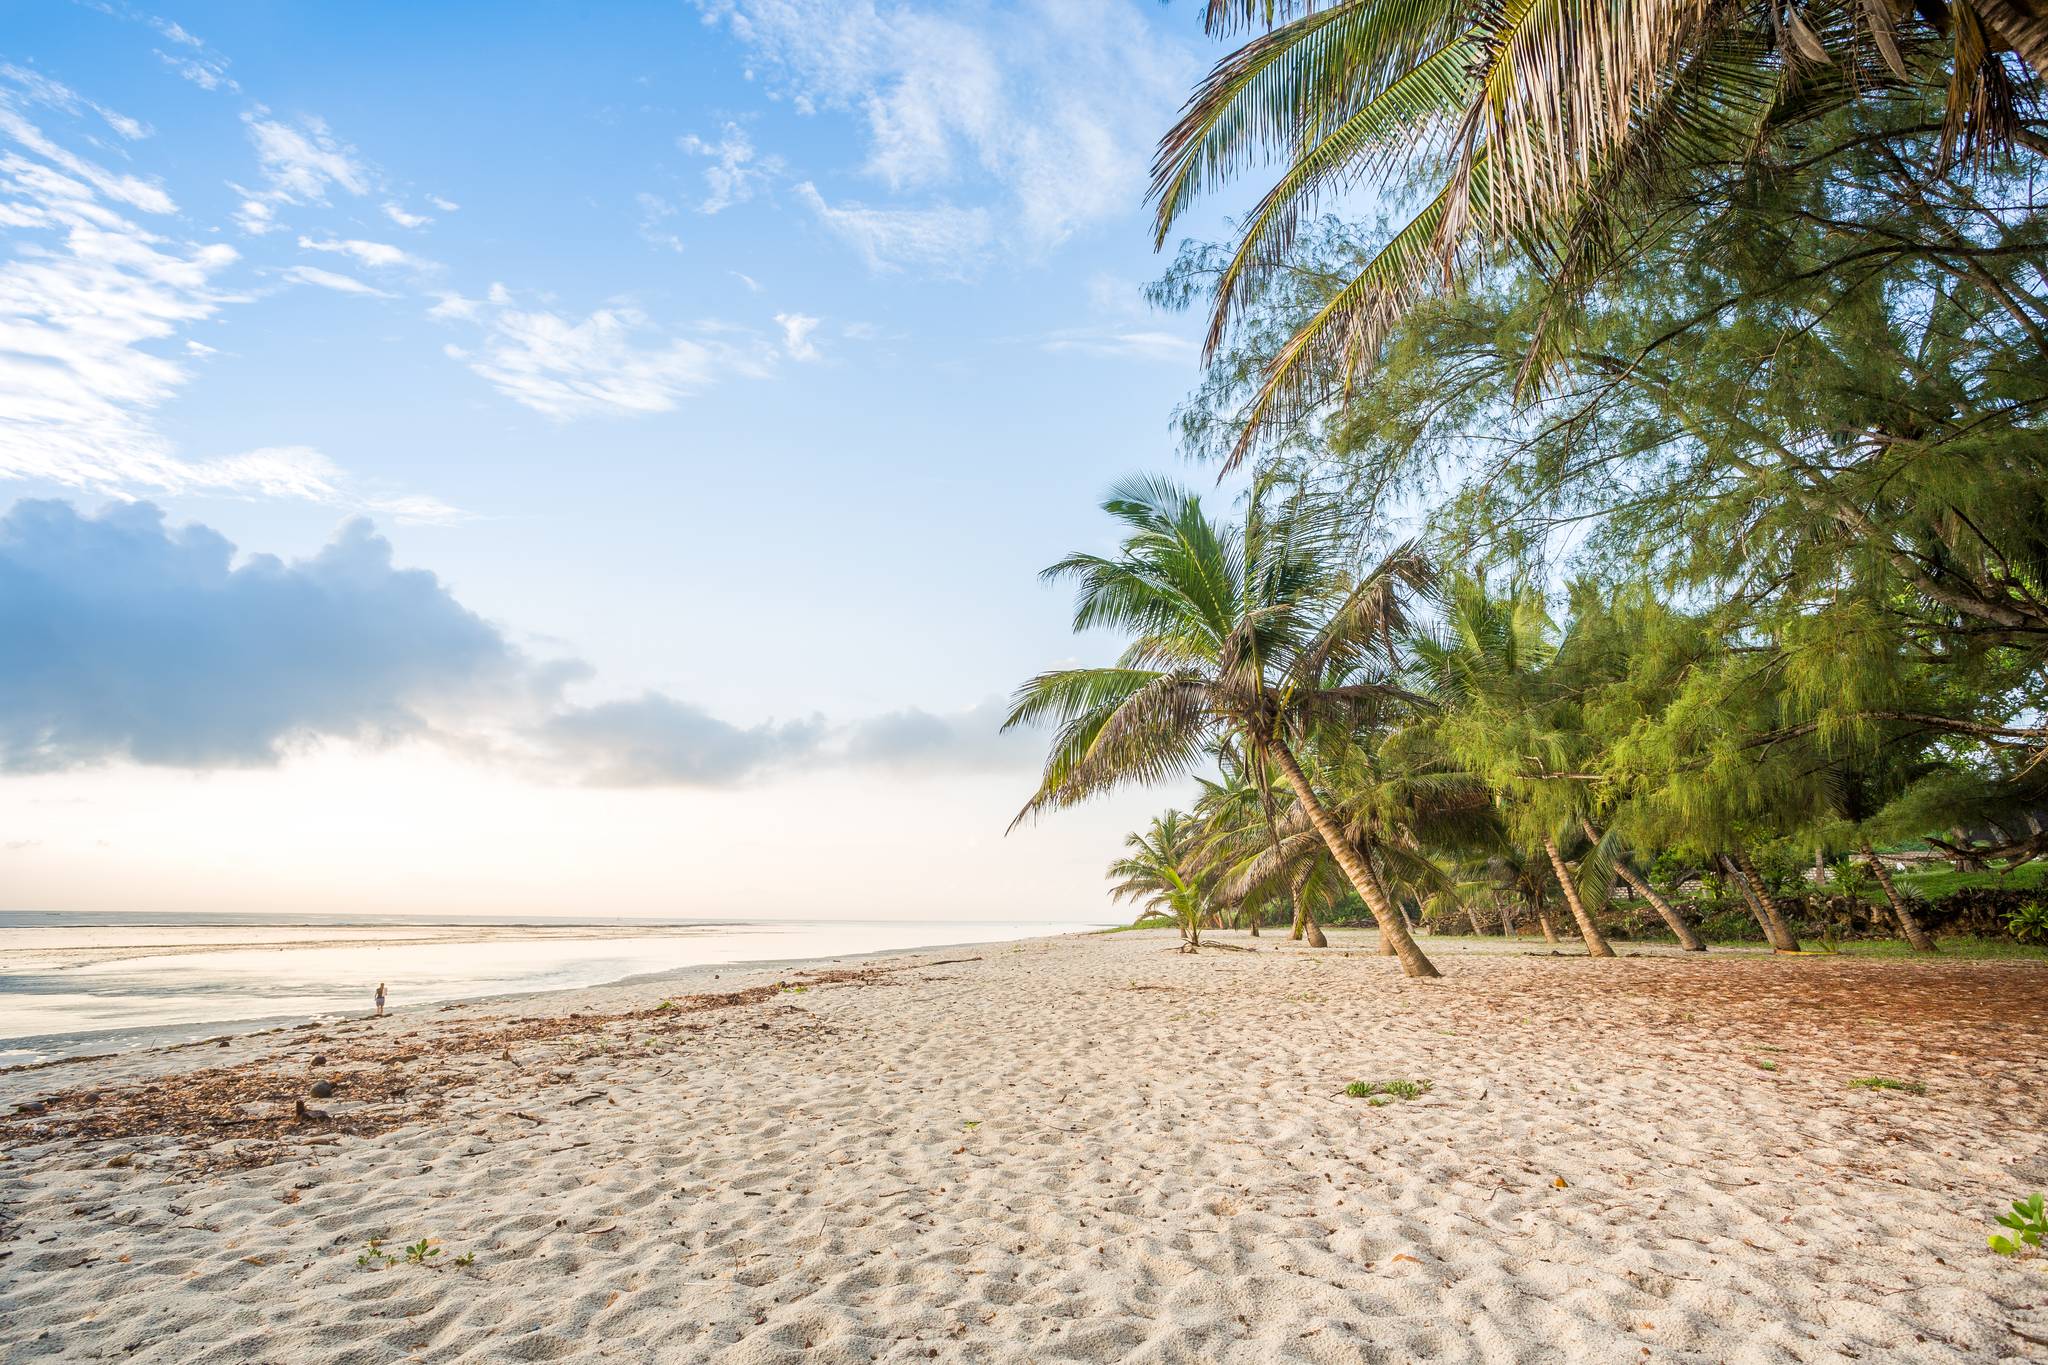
{"left": 0, "top": 1, "right": 1255, "bottom": 920}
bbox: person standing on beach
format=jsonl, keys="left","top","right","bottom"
{"left": 374, "top": 982, "right": 387, "bottom": 1017}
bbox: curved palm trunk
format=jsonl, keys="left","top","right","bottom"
{"left": 1355, "top": 851, "right": 1400, "bottom": 956}
{"left": 1532, "top": 887, "right": 1560, "bottom": 944}
{"left": 1496, "top": 891, "right": 1518, "bottom": 939}
{"left": 1285, "top": 865, "right": 1325, "bottom": 946}
{"left": 1862, "top": 843, "right": 1937, "bottom": 952}
{"left": 1734, "top": 848, "right": 1802, "bottom": 952}
{"left": 1722, "top": 853, "right": 1800, "bottom": 952}
{"left": 1582, "top": 819, "right": 1703, "bottom": 951}
{"left": 1542, "top": 833, "right": 1616, "bottom": 957}
{"left": 1303, "top": 899, "right": 1328, "bottom": 948}
{"left": 1267, "top": 740, "right": 1438, "bottom": 977}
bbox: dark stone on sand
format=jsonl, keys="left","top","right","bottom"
{"left": 310, "top": 1055, "right": 327, "bottom": 1067}
{"left": 16, "top": 1100, "right": 48, "bottom": 1115}
{"left": 309, "top": 1080, "right": 336, "bottom": 1099}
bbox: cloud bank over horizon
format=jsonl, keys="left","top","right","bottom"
{"left": 0, "top": 498, "right": 1036, "bottom": 785}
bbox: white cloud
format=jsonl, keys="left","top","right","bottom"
{"left": 0, "top": 41, "right": 453, "bottom": 522}
{"left": 0, "top": 65, "right": 151, "bottom": 141}
{"left": 382, "top": 201, "right": 431, "bottom": 229}
{"left": 155, "top": 50, "right": 239, "bottom": 93}
{"left": 246, "top": 113, "right": 371, "bottom": 200}
{"left": 677, "top": 122, "right": 779, "bottom": 213}
{"left": 427, "top": 194, "right": 459, "bottom": 212}
{"left": 699, "top": 0, "right": 1192, "bottom": 265}
{"left": 233, "top": 113, "right": 373, "bottom": 234}
{"left": 793, "top": 181, "right": 989, "bottom": 276}
{"left": 296, "top": 235, "right": 420, "bottom": 270}
{"left": 635, "top": 192, "right": 685, "bottom": 253}
{"left": 0, "top": 96, "right": 175, "bottom": 215}
{"left": 427, "top": 290, "right": 482, "bottom": 321}
{"left": 231, "top": 192, "right": 275, "bottom": 235}
{"left": 462, "top": 301, "right": 769, "bottom": 420}
{"left": 774, "top": 311, "right": 821, "bottom": 361}
{"left": 1038, "top": 328, "right": 1196, "bottom": 362}
{"left": 151, "top": 18, "right": 206, "bottom": 48}
{"left": 0, "top": 131, "right": 237, "bottom": 493}
{"left": 282, "top": 264, "right": 393, "bottom": 298}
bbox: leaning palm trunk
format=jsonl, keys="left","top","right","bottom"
{"left": 1734, "top": 848, "right": 1802, "bottom": 952}
{"left": 1357, "top": 852, "right": 1400, "bottom": 956}
{"left": 1542, "top": 834, "right": 1616, "bottom": 957}
{"left": 1583, "top": 819, "right": 1703, "bottom": 951}
{"left": 1532, "top": 888, "right": 1560, "bottom": 944}
{"left": 1267, "top": 740, "right": 1438, "bottom": 977}
{"left": 1496, "top": 891, "right": 1518, "bottom": 939}
{"left": 1862, "top": 844, "right": 1938, "bottom": 952}
{"left": 1286, "top": 865, "right": 1326, "bottom": 947}
{"left": 1722, "top": 853, "right": 1800, "bottom": 951}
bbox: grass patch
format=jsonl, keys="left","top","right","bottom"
{"left": 1892, "top": 862, "right": 2046, "bottom": 900}
{"left": 1848, "top": 1076, "right": 1926, "bottom": 1095}
{"left": 1345, "top": 1078, "right": 1432, "bottom": 1102}
{"left": 1825, "top": 936, "right": 2048, "bottom": 960}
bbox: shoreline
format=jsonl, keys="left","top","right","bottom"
{"left": 4, "top": 929, "right": 2045, "bottom": 1362}
{"left": 0, "top": 920, "right": 1102, "bottom": 1069}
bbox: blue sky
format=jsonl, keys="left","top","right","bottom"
{"left": 0, "top": 0, "right": 1252, "bottom": 918}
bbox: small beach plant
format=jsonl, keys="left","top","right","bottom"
{"left": 1346, "top": 1079, "right": 1432, "bottom": 1101}
{"left": 1990, "top": 1194, "right": 2046, "bottom": 1260}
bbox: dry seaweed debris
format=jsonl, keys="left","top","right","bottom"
{"left": 0, "top": 958, "right": 967, "bottom": 1172}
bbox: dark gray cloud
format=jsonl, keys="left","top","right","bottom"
{"left": 0, "top": 499, "right": 1036, "bottom": 785}
{"left": 0, "top": 499, "right": 527, "bottom": 770}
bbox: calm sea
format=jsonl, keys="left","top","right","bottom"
{"left": 0, "top": 913, "right": 1100, "bottom": 1066}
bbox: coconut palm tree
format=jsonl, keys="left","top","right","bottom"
{"left": 1108, "top": 809, "right": 1213, "bottom": 949}
{"left": 1151, "top": 0, "right": 2042, "bottom": 464}
{"left": 1410, "top": 578, "right": 1618, "bottom": 956}
{"left": 1006, "top": 475, "right": 1443, "bottom": 977}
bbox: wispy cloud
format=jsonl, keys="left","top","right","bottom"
{"left": 456, "top": 294, "right": 771, "bottom": 419}
{"left": 233, "top": 112, "right": 374, "bottom": 235}
{"left": 382, "top": 201, "right": 431, "bottom": 229}
{"left": 793, "top": 181, "right": 989, "bottom": 277}
{"left": 774, "top": 311, "right": 822, "bottom": 361}
{"left": 701, "top": 0, "right": 1192, "bottom": 269}
{"left": 1036, "top": 270, "right": 1198, "bottom": 362}
{"left": 282, "top": 263, "right": 393, "bottom": 297}
{"left": 1039, "top": 328, "right": 1194, "bottom": 363}
{"left": 0, "top": 88, "right": 453, "bottom": 519}
{"left": 0, "top": 64, "right": 151, "bottom": 141}
{"left": 677, "top": 122, "right": 779, "bottom": 213}
{"left": 296, "top": 235, "right": 424, "bottom": 270}
{"left": 635, "top": 192, "right": 686, "bottom": 253}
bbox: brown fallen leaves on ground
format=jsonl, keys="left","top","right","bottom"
{"left": 0, "top": 960, "right": 963, "bottom": 1173}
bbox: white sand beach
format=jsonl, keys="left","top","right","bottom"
{"left": 3, "top": 930, "right": 2045, "bottom": 1364}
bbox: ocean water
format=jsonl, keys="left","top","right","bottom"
{"left": 0, "top": 913, "right": 1100, "bottom": 1066}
